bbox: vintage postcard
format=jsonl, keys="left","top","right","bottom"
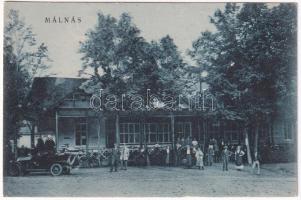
{"left": 2, "top": 1, "right": 298, "bottom": 197}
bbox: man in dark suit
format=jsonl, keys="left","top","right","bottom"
{"left": 45, "top": 135, "right": 56, "bottom": 155}
{"left": 110, "top": 143, "right": 120, "bottom": 172}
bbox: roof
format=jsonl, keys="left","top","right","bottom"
{"left": 29, "top": 77, "right": 87, "bottom": 111}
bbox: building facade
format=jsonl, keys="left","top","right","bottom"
{"left": 28, "top": 77, "right": 296, "bottom": 161}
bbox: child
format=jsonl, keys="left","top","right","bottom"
{"left": 221, "top": 145, "right": 231, "bottom": 171}
{"left": 195, "top": 147, "right": 204, "bottom": 170}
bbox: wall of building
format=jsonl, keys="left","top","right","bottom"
{"left": 57, "top": 116, "right": 106, "bottom": 150}
{"left": 58, "top": 117, "right": 75, "bottom": 148}
{"left": 87, "top": 117, "right": 106, "bottom": 149}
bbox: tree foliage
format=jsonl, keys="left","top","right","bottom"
{"left": 4, "top": 9, "right": 50, "bottom": 140}
{"left": 189, "top": 3, "right": 297, "bottom": 123}
{"left": 79, "top": 13, "right": 188, "bottom": 109}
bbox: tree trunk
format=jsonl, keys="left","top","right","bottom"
{"left": 268, "top": 116, "right": 274, "bottom": 145}
{"left": 13, "top": 135, "right": 18, "bottom": 159}
{"left": 141, "top": 113, "right": 150, "bottom": 166}
{"left": 115, "top": 113, "right": 120, "bottom": 146}
{"left": 244, "top": 128, "right": 252, "bottom": 165}
{"left": 254, "top": 123, "right": 259, "bottom": 155}
{"left": 203, "top": 119, "right": 206, "bottom": 152}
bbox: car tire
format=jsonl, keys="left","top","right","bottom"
{"left": 8, "top": 162, "right": 21, "bottom": 176}
{"left": 50, "top": 163, "right": 63, "bottom": 176}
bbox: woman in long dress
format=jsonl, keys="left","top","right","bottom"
{"left": 235, "top": 145, "right": 245, "bottom": 170}
{"left": 195, "top": 147, "right": 204, "bottom": 170}
{"left": 120, "top": 144, "right": 130, "bottom": 170}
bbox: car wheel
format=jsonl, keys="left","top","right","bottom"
{"left": 50, "top": 163, "right": 63, "bottom": 176}
{"left": 8, "top": 162, "right": 21, "bottom": 176}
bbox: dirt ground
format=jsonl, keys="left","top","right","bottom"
{"left": 3, "top": 162, "right": 297, "bottom": 197}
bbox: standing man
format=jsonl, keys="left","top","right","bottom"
{"left": 120, "top": 144, "right": 130, "bottom": 170}
{"left": 212, "top": 137, "right": 219, "bottom": 162}
{"left": 207, "top": 144, "right": 214, "bottom": 166}
{"left": 175, "top": 141, "right": 181, "bottom": 166}
{"left": 186, "top": 145, "right": 192, "bottom": 168}
{"left": 110, "top": 143, "right": 120, "bottom": 172}
{"left": 221, "top": 145, "right": 231, "bottom": 171}
{"left": 36, "top": 137, "right": 45, "bottom": 155}
{"left": 252, "top": 151, "right": 261, "bottom": 175}
{"left": 165, "top": 145, "right": 171, "bottom": 167}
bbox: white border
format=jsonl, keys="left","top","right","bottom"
{"left": 0, "top": 1, "right": 299, "bottom": 200}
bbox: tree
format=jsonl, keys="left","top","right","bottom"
{"left": 80, "top": 13, "right": 188, "bottom": 105}
{"left": 151, "top": 35, "right": 188, "bottom": 96}
{"left": 4, "top": 9, "right": 50, "bottom": 155}
{"left": 80, "top": 12, "right": 188, "bottom": 152}
{"left": 189, "top": 3, "right": 297, "bottom": 163}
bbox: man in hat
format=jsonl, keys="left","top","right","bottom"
{"left": 186, "top": 145, "right": 192, "bottom": 168}
{"left": 221, "top": 145, "right": 231, "bottom": 171}
{"left": 45, "top": 135, "right": 56, "bottom": 155}
{"left": 110, "top": 143, "right": 120, "bottom": 172}
{"left": 207, "top": 144, "right": 214, "bottom": 166}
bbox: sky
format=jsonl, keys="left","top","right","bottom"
{"left": 4, "top": 2, "right": 226, "bottom": 77}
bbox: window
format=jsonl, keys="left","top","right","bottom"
{"left": 120, "top": 123, "right": 140, "bottom": 144}
{"left": 223, "top": 121, "right": 240, "bottom": 143}
{"left": 75, "top": 118, "right": 87, "bottom": 146}
{"left": 175, "top": 122, "right": 191, "bottom": 139}
{"left": 145, "top": 123, "right": 157, "bottom": 143}
{"left": 207, "top": 121, "right": 219, "bottom": 139}
{"left": 231, "top": 131, "right": 239, "bottom": 141}
{"left": 158, "top": 123, "right": 170, "bottom": 143}
{"left": 65, "top": 92, "right": 90, "bottom": 101}
{"left": 284, "top": 122, "right": 293, "bottom": 140}
{"left": 144, "top": 123, "right": 171, "bottom": 144}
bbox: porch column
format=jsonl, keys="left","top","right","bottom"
{"left": 171, "top": 114, "right": 175, "bottom": 165}
{"left": 55, "top": 111, "right": 59, "bottom": 151}
{"left": 97, "top": 115, "right": 102, "bottom": 151}
{"left": 139, "top": 116, "right": 143, "bottom": 148}
{"left": 30, "top": 122, "right": 36, "bottom": 149}
{"left": 197, "top": 117, "right": 201, "bottom": 141}
{"left": 203, "top": 119, "right": 206, "bottom": 152}
{"left": 115, "top": 114, "right": 120, "bottom": 146}
{"left": 86, "top": 117, "right": 89, "bottom": 152}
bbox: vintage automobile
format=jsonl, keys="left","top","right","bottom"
{"left": 8, "top": 152, "right": 78, "bottom": 176}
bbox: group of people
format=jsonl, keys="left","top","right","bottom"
{"left": 176, "top": 136, "right": 260, "bottom": 174}
{"left": 108, "top": 136, "right": 260, "bottom": 175}
{"left": 34, "top": 135, "right": 56, "bottom": 156}
{"left": 109, "top": 143, "right": 130, "bottom": 172}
